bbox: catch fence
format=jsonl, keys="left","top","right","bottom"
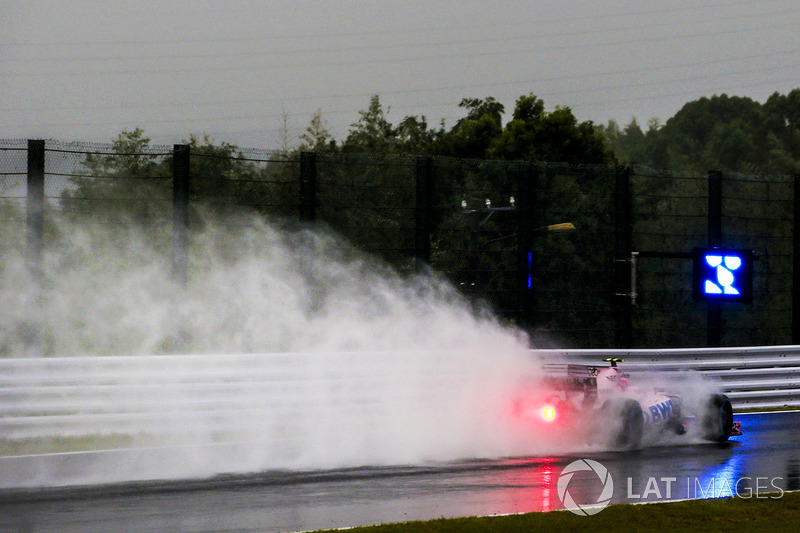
{"left": 1, "top": 139, "right": 799, "bottom": 349}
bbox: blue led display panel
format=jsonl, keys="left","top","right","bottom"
{"left": 693, "top": 248, "right": 753, "bottom": 302}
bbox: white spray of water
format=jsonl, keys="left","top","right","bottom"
{"left": 0, "top": 211, "right": 728, "bottom": 488}
{"left": 1, "top": 210, "right": 560, "bottom": 485}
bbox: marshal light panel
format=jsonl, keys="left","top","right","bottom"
{"left": 693, "top": 248, "right": 753, "bottom": 302}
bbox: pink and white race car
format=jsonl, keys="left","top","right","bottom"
{"left": 512, "top": 358, "right": 742, "bottom": 449}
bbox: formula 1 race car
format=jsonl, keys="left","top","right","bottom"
{"left": 512, "top": 358, "right": 742, "bottom": 449}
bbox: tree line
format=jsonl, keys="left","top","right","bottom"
{"left": 301, "top": 90, "right": 800, "bottom": 176}
{"left": 301, "top": 94, "right": 613, "bottom": 165}
{"left": 67, "top": 88, "right": 800, "bottom": 180}
{"left": 601, "top": 90, "right": 800, "bottom": 175}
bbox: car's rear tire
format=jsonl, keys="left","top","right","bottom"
{"left": 604, "top": 398, "right": 643, "bottom": 449}
{"left": 700, "top": 394, "right": 734, "bottom": 442}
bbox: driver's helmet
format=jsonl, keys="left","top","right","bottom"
{"left": 597, "top": 366, "right": 629, "bottom": 392}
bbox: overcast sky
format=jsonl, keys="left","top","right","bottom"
{"left": 2, "top": 0, "right": 799, "bottom": 149}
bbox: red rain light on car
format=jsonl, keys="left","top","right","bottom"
{"left": 542, "top": 406, "right": 556, "bottom": 421}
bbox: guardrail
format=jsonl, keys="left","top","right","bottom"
{"left": 1, "top": 346, "right": 798, "bottom": 441}
{"left": 0, "top": 351, "right": 463, "bottom": 441}
{"left": 535, "top": 345, "right": 800, "bottom": 410}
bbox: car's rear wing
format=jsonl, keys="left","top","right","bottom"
{"left": 542, "top": 363, "right": 599, "bottom": 393}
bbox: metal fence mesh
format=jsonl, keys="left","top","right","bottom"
{"left": 430, "top": 157, "right": 521, "bottom": 316}
{"left": 2, "top": 139, "right": 798, "bottom": 349}
{"left": 40, "top": 141, "right": 174, "bottom": 271}
{"left": 630, "top": 168, "right": 708, "bottom": 347}
{"left": 720, "top": 173, "right": 794, "bottom": 346}
{"left": 316, "top": 152, "right": 416, "bottom": 268}
{"left": 0, "top": 140, "right": 27, "bottom": 257}
{"left": 533, "top": 164, "right": 616, "bottom": 347}
{"left": 189, "top": 147, "right": 299, "bottom": 218}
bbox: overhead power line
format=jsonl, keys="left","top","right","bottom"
{"left": 0, "top": 0, "right": 787, "bottom": 49}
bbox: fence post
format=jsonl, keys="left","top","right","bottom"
{"left": 172, "top": 144, "right": 190, "bottom": 288}
{"left": 26, "top": 139, "right": 45, "bottom": 280}
{"left": 516, "top": 162, "right": 537, "bottom": 330}
{"left": 300, "top": 152, "right": 316, "bottom": 221}
{"left": 414, "top": 156, "right": 432, "bottom": 274}
{"left": 793, "top": 174, "right": 800, "bottom": 343}
{"left": 707, "top": 170, "right": 723, "bottom": 347}
{"left": 613, "top": 165, "right": 633, "bottom": 348}
{"left": 23, "top": 139, "right": 46, "bottom": 356}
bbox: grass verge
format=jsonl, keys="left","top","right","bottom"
{"left": 311, "top": 491, "right": 800, "bottom": 533}
{"left": 0, "top": 434, "right": 140, "bottom": 455}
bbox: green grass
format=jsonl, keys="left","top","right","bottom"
{"left": 311, "top": 491, "right": 800, "bottom": 533}
{"left": 0, "top": 434, "right": 142, "bottom": 455}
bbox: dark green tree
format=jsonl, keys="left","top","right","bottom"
{"left": 434, "top": 97, "right": 505, "bottom": 158}
{"left": 82, "top": 127, "right": 163, "bottom": 176}
{"left": 297, "top": 109, "right": 335, "bottom": 152}
{"left": 598, "top": 118, "right": 648, "bottom": 164}
{"left": 62, "top": 128, "right": 172, "bottom": 231}
{"left": 342, "top": 95, "right": 396, "bottom": 152}
{"left": 622, "top": 92, "right": 800, "bottom": 174}
{"left": 394, "top": 115, "right": 442, "bottom": 154}
{"left": 763, "top": 89, "right": 800, "bottom": 172}
{"left": 488, "top": 94, "right": 612, "bottom": 164}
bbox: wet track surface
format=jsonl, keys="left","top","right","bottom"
{"left": 1, "top": 411, "right": 798, "bottom": 532}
